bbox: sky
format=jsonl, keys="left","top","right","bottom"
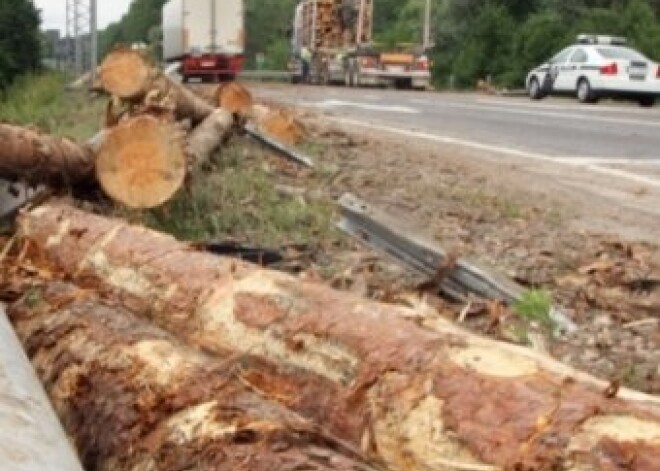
{"left": 35, "top": 0, "right": 134, "bottom": 33}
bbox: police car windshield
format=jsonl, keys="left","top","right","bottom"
{"left": 597, "top": 47, "right": 646, "bottom": 61}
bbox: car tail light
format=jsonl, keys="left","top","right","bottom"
{"left": 359, "top": 57, "right": 378, "bottom": 69}
{"left": 415, "top": 57, "right": 430, "bottom": 71}
{"left": 600, "top": 62, "right": 618, "bottom": 75}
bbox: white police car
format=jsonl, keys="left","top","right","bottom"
{"left": 526, "top": 35, "right": 660, "bottom": 107}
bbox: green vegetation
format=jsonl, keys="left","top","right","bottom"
{"left": 92, "top": 0, "right": 660, "bottom": 88}
{"left": 0, "top": 72, "right": 105, "bottom": 141}
{"left": 435, "top": 0, "right": 660, "bottom": 88}
{"left": 513, "top": 288, "right": 554, "bottom": 328}
{"left": 124, "top": 142, "right": 337, "bottom": 247}
{"left": 0, "top": 0, "right": 41, "bottom": 89}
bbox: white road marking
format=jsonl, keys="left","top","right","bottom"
{"left": 475, "top": 97, "right": 660, "bottom": 116}
{"left": 314, "top": 99, "right": 420, "bottom": 114}
{"left": 434, "top": 101, "right": 660, "bottom": 128}
{"left": 327, "top": 117, "right": 660, "bottom": 188}
{"left": 554, "top": 157, "right": 660, "bottom": 166}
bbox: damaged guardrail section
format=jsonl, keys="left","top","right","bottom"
{"left": 3, "top": 202, "right": 659, "bottom": 471}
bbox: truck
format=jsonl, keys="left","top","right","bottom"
{"left": 290, "top": 0, "right": 432, "bottom": 89}
{"left": 162, "top": 0, "right": 245, "bottom": 82}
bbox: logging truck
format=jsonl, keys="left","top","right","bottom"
{"left": 162, "top": 0, "right": 245, "bottom": 82}
{"left": 290, "top": 0, "right": 432, "bottom": 89}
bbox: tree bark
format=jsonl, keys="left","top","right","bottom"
{"left": 15, "top": 203, "right": 660, "bottom": 471}
{"left": 95, "top": 115, "right": 187, "bottom": 209}
{"left": 187, "top": 109, "right": 236, "bottom": 169}
{"left": 0, "top": 123, "right": 97, "bottom": 185}
{"left": 7, "top": 283, "right": 375, "bottom": 471}
{"left": 99, "top": 48, "right": 214, "bottom": 125}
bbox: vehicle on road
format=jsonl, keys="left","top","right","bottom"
{"left": 162, "top": 0, "right": 245, "bottom": 83}
{"left": 526, "top": 35, "right": 660, "bottom": 107}
{"left": 289, "top": 0, "right": 432, "bottom": 90}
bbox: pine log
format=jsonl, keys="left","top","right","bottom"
{"left": 95, "top": 115, "right": 187, "bottom": 209}
{"left": 187, "top": 109, "right": 236, "bottom": 168}
{"left": 99, "top": 48, "right": 214, "bottom": 125}
{"left": 256, "top": 109, "right": 306, "bottom": 146}
{"left": 7, "top": 283, "right": 374, "bottom": 471}
{"left": 0, "top": 123, "right": 97, "bottom": 185}
{"left": 215, "top": 81, "right": 254, "bottom": 115}
{"left": 16, "top": 203, "right": 660, "bottom": 471}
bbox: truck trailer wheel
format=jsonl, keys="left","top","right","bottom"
{"left": 344, "top": 68, "right": 354, "bottom": 87}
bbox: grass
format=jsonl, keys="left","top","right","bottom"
{"left": 0, "top": 73, "right": 338, "bottom": 251}
{"left": 513, "top": 288, "right": 555, "bottom": 328}
{"left": 122, "top": 141, "right": 338, "bottom": 248}
{"left": 0, "top": 71, "right": 106, "bottom": 141}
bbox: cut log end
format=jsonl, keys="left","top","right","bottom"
{"left": 99, "top": 48, "right": 152, "bottom": 99}
{"left": 258, "top": 109, "right": 306, "bottom": 146}
{"left": 95, "top": 115, "right": 186, "bottom": 209}
{"left": 215, "top": 81, "right": 253, "bottom": 114}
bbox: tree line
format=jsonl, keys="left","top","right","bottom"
{"left": 0, "top": 0, "right": 41, "bottom": 89}
{"left": 6, "top": 0, "right": 659, "bottom": 90}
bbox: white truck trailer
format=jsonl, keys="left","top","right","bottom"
{"left": 162, "top": 0, "right": 245, "bottom": 82}
{"left": 290, "top": 0, "right": 432, "bottom": 89}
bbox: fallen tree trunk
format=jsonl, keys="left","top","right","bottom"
{"left": 16, "top": 204, "right": 660, "bottom": 471}
{"left": 187, "top": 109, "right": 236, "bottom": 168}
{"left": 95, "top": 115, "right": 187, "bottom": 209}
{"left": 7, "top": 283, "right": 374, "bottom": 471}
{"left": 0, "top": 124, "right": 98, "bottom": 185}
{"left": 99, "top": 48, "right": 214, "bottom": 125}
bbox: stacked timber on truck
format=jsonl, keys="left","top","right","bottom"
{"left": 291, "top": 0, "right": 430, "bottom": 89}
{"left": 162, "top": 0, "right": 245, "bottom": 82}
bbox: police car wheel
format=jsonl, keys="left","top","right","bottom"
{"left": 577, "top": 79, "right": 596, "bottom": 104}
{"left": 528, "top": 77, "right": 543, "bottom": 100}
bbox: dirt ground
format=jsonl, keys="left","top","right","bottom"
{"left": 240, "top": 96, "right": 660, "bottom": 395}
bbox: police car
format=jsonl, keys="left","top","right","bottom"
{"left": 526, "top": 35, "right": 660, "bottom": 107}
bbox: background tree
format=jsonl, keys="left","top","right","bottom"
{"left": 0, "top": 0, "right": 41, "bottom": 89}
{"left": 94, "top": 0, "right": 660, "bottom": 88}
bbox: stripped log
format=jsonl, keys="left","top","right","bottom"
{"left": 7, "top": 283, "right": 374, "bottom": 471}
{"left": 95, "top": 115, "right": 187, "bottom": 209}
{"left": 99, "top": 48, "right": 214, "bottom": 124}
{"left": 0, "top": 124, "right": 98, "bottom": 185}
{"left": 16, "top": 203, "right": 660, "bottom": 471}
{"left": 187, "top": 109, "right": 236, "bottom": 168}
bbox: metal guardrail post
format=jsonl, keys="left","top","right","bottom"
{"left": 0, "top": 306, "right": 84, "bottom": 471}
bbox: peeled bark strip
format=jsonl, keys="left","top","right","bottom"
{"left": 0, "top": 124, "right": 96, "bottom": 185}
{"left": 8, "top": 283, "right": 373, "bottom": 471}
{"left": 95, "top": 115, "right": 187, "bottom": 209}
{"left": 99, "top": 48, "right": 214, "bottom": 124}
{"left": 17, "top": 204, "right": 660, "bottom": 471}
{"left": 187, "top": 109, "right": 236, "bottom": 168}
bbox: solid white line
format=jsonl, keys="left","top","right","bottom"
{"left": 314, "top": 99, "right": 420, "bottom": 114}
{"left": 475, "top": 97, "right": 660, "bottom": 117}
{"left": 327, "top": 117, "right": 660, "bottom": 188}
{"left": 435, "top": 101, "right": 660, "bottom": 128}
{"left": 554, "top": 157, "right": 660, "bottom": 166}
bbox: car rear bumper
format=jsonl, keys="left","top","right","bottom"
{"left": 590, "top": 77, "right": 660, "bottom": 95}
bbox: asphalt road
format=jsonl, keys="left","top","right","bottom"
{"left": 253, "top": 84, "right": 660, "bottom": 186}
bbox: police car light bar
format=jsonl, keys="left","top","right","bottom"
{"left": 577, "top": 34, "right": 627, "bottom": 46}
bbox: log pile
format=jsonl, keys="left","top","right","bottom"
{"left": 2, "top": 203, "right": 659, "bottom": 471}
{"left": 2, "top": 44, "right": 660, "bottom": 471}
{"left": 0, "top": 48, "right": 303, "bottom": 211}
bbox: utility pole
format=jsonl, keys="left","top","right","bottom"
{"left": 65, "top": 0, "right": 98, "bottom": 80}
{"left": 423, "top": 0, "right": 432, "bottom": 50}
{"left": 90, "top": 0, "right": 98, "bottom": 85}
